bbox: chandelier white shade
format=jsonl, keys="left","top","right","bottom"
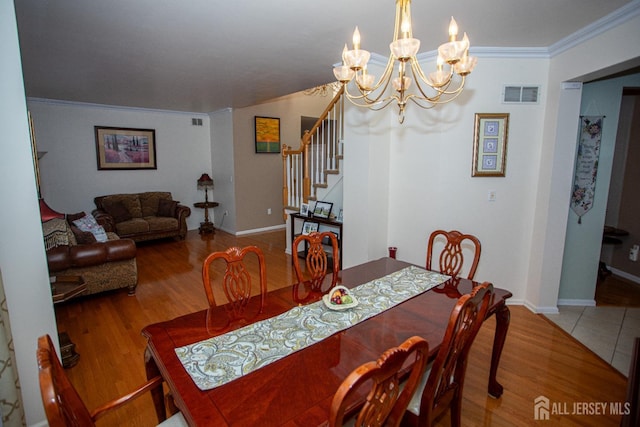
{"left": 333, "top": 0, "right": 477, "bottom": 123}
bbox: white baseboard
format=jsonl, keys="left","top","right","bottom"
{"left": 523, "top": 300, "right": 560, "bottom": 314}
{"left": 236, "top": 224, "right": 286, "bottom": 236}
{"left": 608, "top": 266, "right": 640, "bottom": 285}
{"left": 557, "top": 298, "right": 596, "bottom": 306}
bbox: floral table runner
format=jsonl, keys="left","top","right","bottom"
{"left": 175, "top": 265, "right": 449, "bottom": 391}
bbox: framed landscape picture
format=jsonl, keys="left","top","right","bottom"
{"left": 255, "top": 116, "right": 281, "bottom": 153}
{"left": 95, "top": 126, "right": 157, "bottom": 170}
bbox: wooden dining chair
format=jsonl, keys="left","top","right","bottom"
{"left": 37, "top": 334, "right": 187, "bottom": 427}
{"left": 426, "top": 230, "right": 481, "bottom": 280}
{"left": 202, "top": 245, "right": 268, "bottom": 320}
{"left": 401, "top": 282, "right": 494, "bottom": 427}
{"left": 292, "top": 231, "right": 340, "bottom": 289}
{"left": 329, "top": 336, "right": 430, "bottom": 427}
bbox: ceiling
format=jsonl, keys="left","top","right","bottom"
{"left": 14, "top": 0, "right": 634, "bottom": 114}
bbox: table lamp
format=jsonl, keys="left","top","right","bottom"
{"left": 197, "top": 173, "right": 214, "bottom": 203}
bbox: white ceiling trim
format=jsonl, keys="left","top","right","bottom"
{"left": 549, "top": 0, "right": 640, "bottom": 57}
{"left": 27, "top": 97, "right": 210, "bottom": 117}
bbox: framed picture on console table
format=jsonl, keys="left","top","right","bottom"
{"left": 313, "top": 201, "right": 333, "bottom": 219}
{"left": 472, "top": 113, "right": 509, "bottom": 177}
{"left": 95, "top": 126, "right": 157, "bottom": 170}
{"left": 302, "top": 221, "right": 319, "bottom": 235}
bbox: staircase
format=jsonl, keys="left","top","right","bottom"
{"left": 281, "top": 85, "right": 345, "bottom": 218}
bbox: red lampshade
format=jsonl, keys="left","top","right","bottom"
{"left": 197, "top": 173, "right": 214, "bottom": 189}
{"left": 39, "top": 198, "right": 64, "bottom": 222}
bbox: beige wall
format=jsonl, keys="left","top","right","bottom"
{"left": 232, "top": 91, "right": 329, "bottom": 232}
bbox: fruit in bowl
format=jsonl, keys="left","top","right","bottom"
{"left": 329, "top": 286, "right": 354, "bottom": 305}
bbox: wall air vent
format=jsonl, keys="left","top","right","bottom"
{"left": 502, "top": 85, "right": 540, "bottom": 104}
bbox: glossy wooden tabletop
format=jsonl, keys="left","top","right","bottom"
{"left": 142, "top": 257, "right": 512, "bottom": 426}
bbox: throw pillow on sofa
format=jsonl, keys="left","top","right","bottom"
{"left": 73, "top": 214, "right": 108, "bottom": 242}
{"left": 157, "top": 198, "right": 178, "bottom": 217}
{"left": 104, "top": 200, "right": 132, "bottom": 223}
{"left": 66, "top": 212, "right": 97, "bottom": 244}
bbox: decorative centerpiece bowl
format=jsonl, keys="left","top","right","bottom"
{"left": 323, "top": 285, "right": 359, "bottom": 310}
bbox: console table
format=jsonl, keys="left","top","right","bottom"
{"left": 290, "top": 212, "right": 343, "bottom": 269}
{"left": 194, "top": 201, "right": 219, "bottom": 234}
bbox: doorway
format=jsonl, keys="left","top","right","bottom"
{"left": 598, "top": 87, "right": 640, "bottom": 307}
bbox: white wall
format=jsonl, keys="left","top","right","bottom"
{"left": 343, "top": 56, "right": 547, "bottom": 304}
{"left": 342, "top": 92, "right": 392, "bottom": 268}
{"left": 0, "top": 1, "right": 58, "bottom": 424}
{"left": 27, "top": 100, "right": 211, "bottom": 231}
{"left": 210, "top": 108, "right": 236, "bottom": 233}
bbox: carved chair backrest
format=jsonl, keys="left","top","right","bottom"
{"left": 292, "top": 231, "right": 340, "bottom": 289}
{"left": 329, "top": 336, "right": 430, "bottom": 427}
{"left": 201, "top": 246, "right": 268, "bottom": 321}
{"left": 414, "top": 282, "right": 494, "bottom": 426}
{"left": 426, "top": 230, "right": 481, "bottom": 280}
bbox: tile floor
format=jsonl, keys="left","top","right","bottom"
{"left": 545, "top": 306, "right": 640, "bottom": 376}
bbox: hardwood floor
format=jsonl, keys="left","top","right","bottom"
{"left": 54, "top": 229, "right": 629, "bottom": 426}
{"left": 597, "top": 274, "right": 640, "bottom": 307}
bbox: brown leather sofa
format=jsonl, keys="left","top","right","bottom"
{"left": 42, "top": 210, "right": 138, "bottom": 296}
{"left": 47, "top": 233, "right": 138, "bottom": 296}
{"left": 93, "top": 192, "right": 190, "bottom": 243}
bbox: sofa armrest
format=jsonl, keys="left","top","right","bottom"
{"left": 175, "top": 204, "right": 191, "bottom": 220}
{"left": 92, "top": 209, "right": 116, "bottom": 232}
{"left": 104, "top": 238, "right": 137, "bottom": 261}
{"left": 47, "top": 239, "right": 136, "bottom": 272}
{"left": 47, "top": 246, "right": 72, "bottom": 272}
{"left": 175, "top": 204, "right": 191, "bottom": 239}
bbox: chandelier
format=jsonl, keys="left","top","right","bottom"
{"left": 333, "top": 0, "right": 477, "bottom": 123}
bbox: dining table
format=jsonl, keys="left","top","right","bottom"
{"left": 141, "top": 257, "right": 512, "bottom": 426}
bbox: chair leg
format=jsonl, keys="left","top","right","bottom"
{"left": 451, "top": 392, "right": 463, "bottom": 427}
{"left": 166, "top": 392, "right": 178, "bottom": 415}
{"left": 144, "top": 347, "right": 167, "bottom": 423}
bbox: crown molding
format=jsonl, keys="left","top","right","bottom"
{"left": 548, "top": 0, "right": 640, "bottom": 57}
{"left": 27, "top": 97, "right": 210, "bottom": 117}
{"left": 363, "top": 1, "right": 640, "bottom": 66}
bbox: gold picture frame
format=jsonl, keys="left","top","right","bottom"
{"left": 472, "top": 113, "right": 509, "bottom": 177}
{"left": 95, "top": 126, "right": 157, "bottom": 170}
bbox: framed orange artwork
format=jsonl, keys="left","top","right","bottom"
{"left": 255, "top": 116, "right": 280, "bottom": 153}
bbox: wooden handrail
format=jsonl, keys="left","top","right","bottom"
{"left": 282, "top": 85, "right": 345, "bottom": 219}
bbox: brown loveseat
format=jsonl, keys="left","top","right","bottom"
{"left": 93, "top": 192, "right": 190, "bottom": 243}
{"left": 43, "top": 215, "right": 138, "bottom": 296}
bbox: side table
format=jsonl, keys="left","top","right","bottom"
{"left": 51, "top": 275, "right": 86, "bottom": 368}
{"left": 194, "top": 201, "right": 219, "bottom": 234}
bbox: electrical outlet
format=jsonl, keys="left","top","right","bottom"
{"left": 267, "top": 208, "right": 272, "bottom": 215}
{"left": 488, "top": 190, "right": 496, "bottom": 202}
{"left": 224, "top": 210, "right": 228, "bottom": 216}
{"left": 630, "top": 245, "right": 639, "bottom": 262}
